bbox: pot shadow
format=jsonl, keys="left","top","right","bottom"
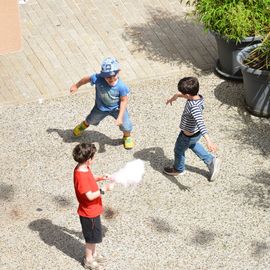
{"left": 214, "top": 80, "right": 270, "bottom": 119}
{"left": 28, "top": 219, "right": 108, "bottom": 263}
{"left": 47, "top": 128, "right": 122, "bottom": 153}
{"left": 237, "top": 120, "right": 270, "bottom": 157}
{"left": 214, "top": 80, "right": 245, "bottom": 109}
{"left": 133, "top": 147, "right": 209, "bottom": 191}
{"left": 234, "top": 171, "right": 270, "bottom": 209}
{"left": 214, "top": 81, "right": 270, "bottom": 156}
{"left": 123, "top": 7, "right": 217, "bottom": 73}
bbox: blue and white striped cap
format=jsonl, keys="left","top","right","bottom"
{"left": 100, "top": 57, "right": 120, "bottom": 78}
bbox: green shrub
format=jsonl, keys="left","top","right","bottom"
{"left": 244, "top": 32, "right": 270, "bottom": 71}
{"left": 181, "top": 0, "right": 270, "bottom": 43}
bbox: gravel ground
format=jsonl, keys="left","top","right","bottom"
{"left": 1, "top": 68, "right": 270, "bottom": 270}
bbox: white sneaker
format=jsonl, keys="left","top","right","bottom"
{"left": 208, "top": 157, "right": 221, "bottom": 181}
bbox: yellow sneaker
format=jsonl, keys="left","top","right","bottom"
{"left": 73, "top": 121, "right": 88, "bottom": 136}
{"left": 123, "top": 136, "right": 134, "bottom": 149}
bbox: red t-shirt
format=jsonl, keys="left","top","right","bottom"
{"left": 73, "top": 166, "right": 103, "bottom": 218}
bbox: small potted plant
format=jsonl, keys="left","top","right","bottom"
{"left": 181, "top": 0, "right": 269, "bottom": 80}
{"left": 237, "top": 32, "right": 270, "bottom": 117}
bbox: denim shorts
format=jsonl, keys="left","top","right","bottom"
{"left": 85, "top": 106, "right": 133, "bottom": 132}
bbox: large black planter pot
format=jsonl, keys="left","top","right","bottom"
{"left": 214, "top": 33, "right": 261, "bottom": 80}
{"left": 237, "top": 44, "right": 270, "bottom": 118}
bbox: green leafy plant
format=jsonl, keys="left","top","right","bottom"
{"left": 244, "top": 32, "right": 270, "bottom": 71}
{"left": 181, "top": 0, "right": 270, "bottom": 43}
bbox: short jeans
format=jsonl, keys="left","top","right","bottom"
{"left": 85, "top": 106, "right": 133, "bottom": 132}
{"left": 80, "top": 215, "right": 102, "bottom": 244}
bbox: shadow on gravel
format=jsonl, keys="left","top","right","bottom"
{"left": 0, "top": 183, "right": 14, "bottom": 201}
{"left": 214, "top": 81, "right": 245, "bottom": 110}
{"left": 190, "top": 229, "right": 216, "bottom": 246}
{"left": 123, "top": 7, "right": 216, "bottom": 73}
{"left": 29, "top": 219, "right": 84, "bottom": 263}
{"left": 214, "top": 81, "right": 270, "bottom": 157}
{"left": 185, "top": 164, "right": 209, "bottom": 179}
{"left": 149, "top": 217, "right": 177, "bottom": 233}
{"left": 103, "top": 206, "right": 119, "bottom": 220}
{"left": 236, "top": 119, "right": 270, "bottom": 157}
{"left": 47, "top": 128, "right": 122, "bottom": 153}
{"left": 29, "top": 219, "right": 109, "bottom": 263}
{"left": 251, "top": 240, "right": 270, "bottom": 260}
{"left": 234, "top": 171, "right": 270, "bottom": 209}
{"left": 53, "top": 195, "right": 73, "bottom": 208}
{"left": 133, "top": 147, "right": 205, "bottom": 191}
{"left": 234, "top": 171, "right": 270, "bottom": 211}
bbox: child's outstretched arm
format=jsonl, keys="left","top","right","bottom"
{"left": 70, "top": 76, "right": 91, "bottom": 93}
{"left": 116, "top": 95, "right": 128, "bottom": 126}
{"left": 166, "top": 93, "right": 185, "bottom": 105}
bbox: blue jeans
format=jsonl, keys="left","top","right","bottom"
{"left": 85, "top": 106, "right": 133, "bottom": 132}
{"left": 174, "top": 132, "right": 213, "bottom": 172}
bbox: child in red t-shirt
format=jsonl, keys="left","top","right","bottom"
{"left": 72, "top": 143, "right": 114, "bottom": 269}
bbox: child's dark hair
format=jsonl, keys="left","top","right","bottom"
{"left": 72, "top": 143, "right": 97, "bottom": 163}
{"left": 178, "top": 77, "right": 199, "bottom": 96}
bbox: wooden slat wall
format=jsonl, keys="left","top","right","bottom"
{"left": 0, "top": 0, "right": 217, "bottom": 105}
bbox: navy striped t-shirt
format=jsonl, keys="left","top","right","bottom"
{"left": 180, "top": 95, "right": 207, "bottom": 135}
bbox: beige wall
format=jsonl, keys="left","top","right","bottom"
{"left": 0, "top": 0, "right": 22, "bottom": 55}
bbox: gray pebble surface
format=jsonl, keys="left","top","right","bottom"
{"left": 0, "top": 69, "right": 270, "bottom": 270}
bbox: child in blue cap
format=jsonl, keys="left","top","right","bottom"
{"left": 70, "top": 57, "right": 134, "bottom": 149}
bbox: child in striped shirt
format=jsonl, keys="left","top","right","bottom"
{"left": 163, "top": 77, "right": 221, "bottom": 181}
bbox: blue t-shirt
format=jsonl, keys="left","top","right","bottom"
{"left": 90, "top": 73, "right": 129, "bottom": 111}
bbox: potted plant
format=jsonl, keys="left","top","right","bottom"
{"left": 237, "top": 32, "right": 270, "bottom": 117}
{"left": 181, "top": 0, "right": 269, "bottom": 80}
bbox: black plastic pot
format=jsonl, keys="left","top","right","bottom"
{"left": 237, "top": 44, "right": 270, "bottom": 117}
{"left": 213, "top": 33, "right": 261, "bottom": 80}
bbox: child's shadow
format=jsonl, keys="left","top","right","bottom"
{"left": 133, "top": 147, "right": 192, "bottom": 191}
{"left": 47, "top": 128, "right": 122, "bottom": 153}
{"left": 28, "top": 219, "right": 108, "bottom": 263}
